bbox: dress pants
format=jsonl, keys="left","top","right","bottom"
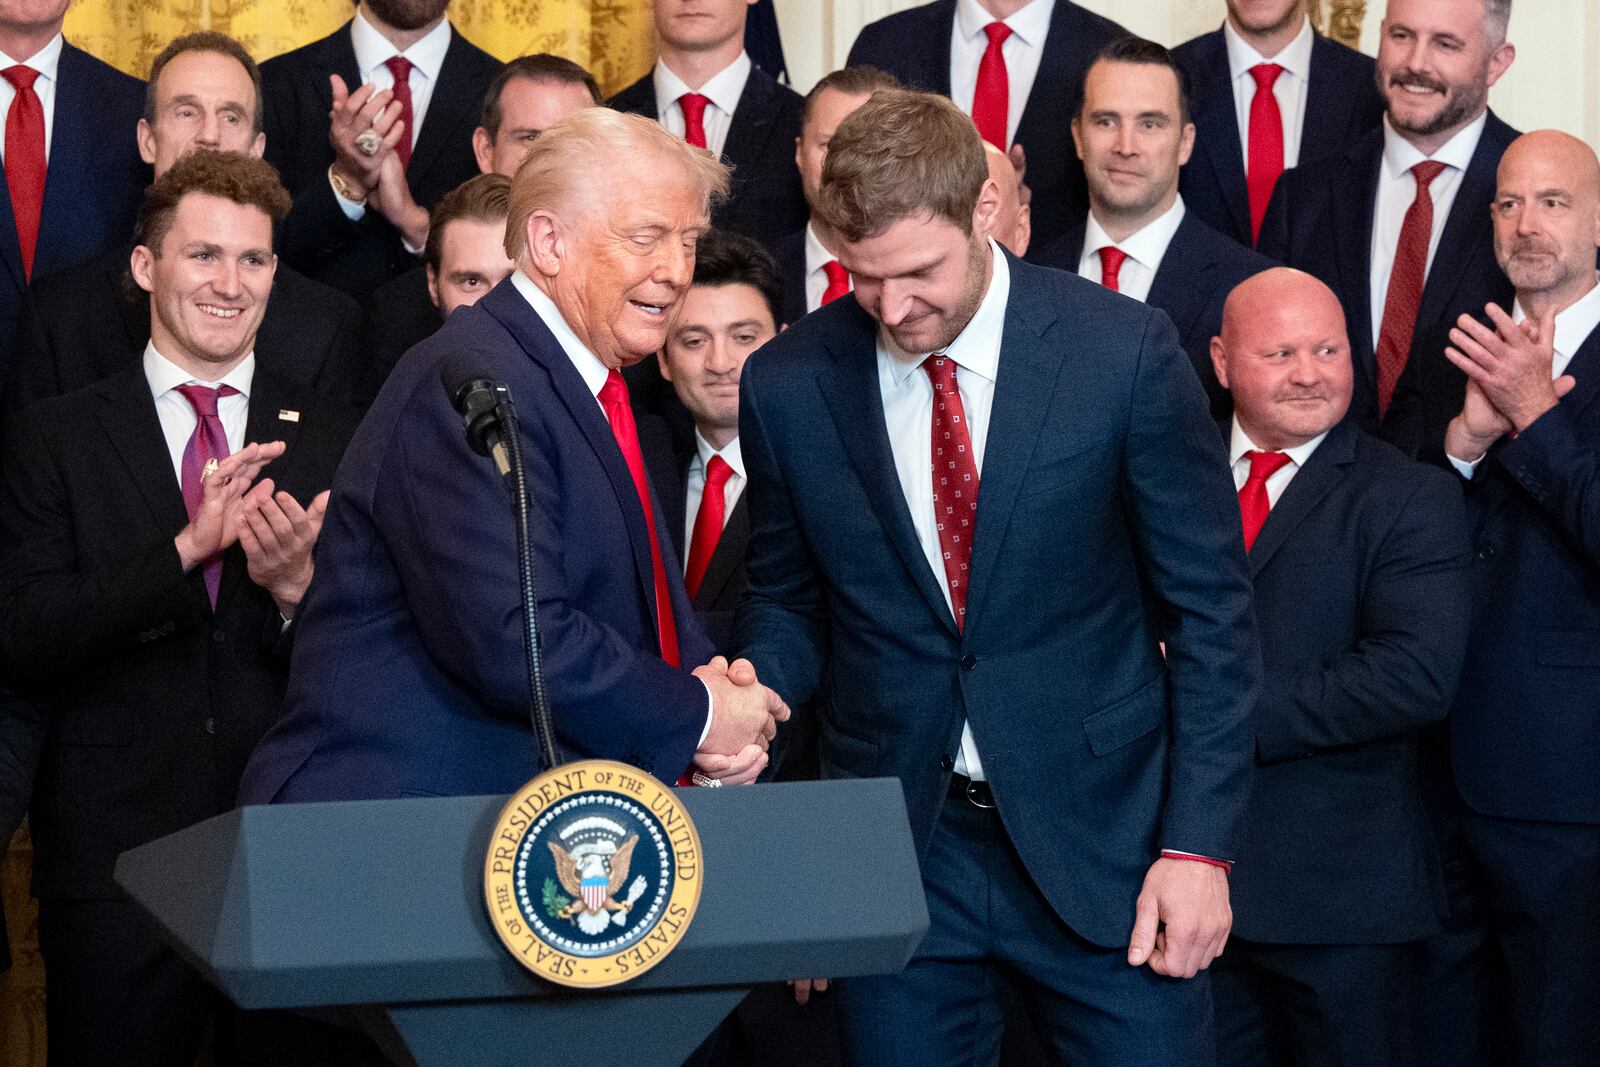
{"left": 1212, "top": 937, "right": 1420, "bottom": 1066}
{"left": 834, "top": 781, "right": 1214, "bottom": 1067}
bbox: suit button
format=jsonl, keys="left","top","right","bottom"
{"left": 940, "top": 754, "right": 954, "bottom": 771}
{"left": 213, "top": 630, "right": 226, "bottom": 644}
{"left": 960, "top": 654, "right": 978, "bottom": 671}
{"left": 1477, "top": 546, "right": 1495, "bottom": 560}
{"left": 204, "top": 718, "right": 215, "bottom": 735}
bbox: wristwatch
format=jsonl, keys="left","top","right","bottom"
{"left": 329, "top": 165, "right": 368, "bottom": 206}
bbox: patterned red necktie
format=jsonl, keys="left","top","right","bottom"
{"left": 176, "top": 384, "right": 240, "bottom": 607}
{"left": 924, "top": 356, "right": 980, "bottom": 628}
{"left": 684, "top": 455, "right": 733, "bottom": 599}
{"left": 1376, "top": 160, "right": 1448, "bottom": 417}
{"left": 679, "top": 93, "right": 709, "bottom": 150}
{"left": 384, "top": 55, "right": 415, "bottom": 168}
{"left": 1246, "top": 63, "right": 1285, "bottom": 246}
{"left": 971, "top": 22, "right": 1012, "bottom": 149}
{"left": 4, "top": 65, "right": 47, "bottom": 279}
{"left": 1238, "top": 450, "right": 1292, "bottom": 551}
{"left": 821, "top": 260, "right": 850, "bottom": 306}
{"left": 1097, "top": 246, "right": 1128, "bottom": 293}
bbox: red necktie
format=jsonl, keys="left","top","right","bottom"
{"left": 925, "top": 356, "right": 980, "bottom": 628}
{"left": 1246, "top": 63, "right": 1285, "bottom": 246}
{"left": 1097, "top": 246, "right": 1128, "bottom": 293}
{"left": 820, "top": 260, "right": 850, "bottom": 306}
{"left": 684, "top": 455, "right": 733, "bottom": 599}
{"left": 4, "top": 66, "right": 47, "bottom": 279}
{"left": 383, "top": 55, "right": 415, "bottom": 168}
{"left": 176, "top": 384, "right": 241, "bottom": 607}
{"left": 1376, "top": 160, "right": 1448, "bottom": 417}
{"left": 1238, "top": 449, "right": 1292, "bottom": 551}
{"left": 599, "top": 371, "right": 681, "bottom": 668}
{"left": 971, "top": 22, "right": 1012, "bottom": 149}
{"left": 679, "top": 93, "right": 709, "bottom": 150}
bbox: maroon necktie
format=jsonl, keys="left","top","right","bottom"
{"left": 1097, "top": 246, "right": 1128, "bottom": 293}
{"left": 679, "top": 93, "right": 709, "bottom": 150}
{"left": 1376, "top": 160, "right": 1448, "bottom": 417}
{"left": 925, "top": 356, "right": 980, "bottom": 628}
{"left": 971, "top": 22, "right": 1012, "bottom": 149}
{"left": 1238, "top": 450, "right": 1292, "bottom": 551}
{"left": 820, "top": 260, "right": 849, "bottom": 306}
{"left": 4, "top": 66, "right": 47, "bottom": 279}
{"left": 177, "top": 384, "right": 240, "bottom": 607}
{"left": 1246, "top": 63, "right": 1285, "bottom": 245}
{"left": 383, "top": 55, "right": 415, "bottom": 168}
{"left": 684, "top": 455, "right": 733, "bottom": 599}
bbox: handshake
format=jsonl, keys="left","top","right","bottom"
{"left": 689, "top": 656, "right": 791, "bottom": 786}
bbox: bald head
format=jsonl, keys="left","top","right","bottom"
{"left": 1213, "top": 268, "right": 1353, "bottom": 450}
{"left": 983, "top": 142, "right": 1031, "bottom": 256}
{"left": 1492, "top": 130, "right": 1600, "bottom": 309}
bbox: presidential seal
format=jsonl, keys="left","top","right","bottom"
{"left": 483, "top": 760, "right": 703, "bottom": 988}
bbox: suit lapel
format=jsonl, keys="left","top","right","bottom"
{"left": 406, "top": 29, "right": 473, "bottom": 194}
{"left": 1192, "top": 34, "right": 1252, "bottom": 241}
{"left": 35, "top": 46, "right": 100, "bottom": 279}
{"left": 0, "top": 165, "right": 22, "bottom": 292}
{"left": 694, "top": 493, "right": 748, "bottom": 610}
{"left": 638, "top": 410, "right": 687, "bottom": 560}
{"left": 1013, "top": 1, "right": 1077, "bottom": 144}
{"left": 90, "top": 370, "right": 191, "bottom": 539}
{"left": 1300, "top": 35, "right": 1348, "bottom": 164}
{"left": 1147, "top": 215, "right": 1215, "bottom": 341}
{"left": 1337, "top": 139, "right": 1383, "bottom": 380}
{"left": 1248, "top": 420, "right": 1358, "bottom": 574}
{"left": 722, "top": 68, "right": 778, "bottom": 177}
{"left": 105, "top": 245, "right": 148, "bottom": 373}
{"left": 214, "top": 372, "right": 306, "bottom": 615}
{"left": 1415, "top": 116, "right": 1505, "bottom": 334}
{"left": 1555, "top": 322, "right": 1600, "bottom": 422}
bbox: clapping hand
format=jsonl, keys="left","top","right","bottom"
{"left": 174, "top": 442, "right": 286, "bottom": 572}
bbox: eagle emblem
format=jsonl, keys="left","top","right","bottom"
{"left": 548, "top": 833, "right": 647, "bottom": 935}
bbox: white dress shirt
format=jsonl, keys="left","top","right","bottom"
{"left": 1223, "top": 16, "right": 1314, "bottom": 172}
{"left": 1076, "top": 197, "right": 1187, "bottom": 303}
{"left": 1229, "top": 418, "right": 1329, "bottom": 506}
{"left": 511, "top": 271, "right": 715, "bottom": 742}
{"left": 804, "top": 222, "right": 850, "bottom": 314}
{"left": 1447, "top": 276, "right": 1600, "bottom": 478}
{"left": 144, "top": 343, "right": 254, "bottom": 482}
{"left": 1368, "top": 111, "right": 1487, "bottom": 351}
{"left": 880, "top": 239, "right": 1008, "bottom": 779}
{"left": 683, "top": 432, "right": 747, "bottom": 563}
{"left": 0, "top": 32, "right": 63, "bottom": 163}
{"left": 949, "top": 0, "right": 1054, "bottom": 148}
{"left": 653, "top": 52, "right": 752, "bottom": 159}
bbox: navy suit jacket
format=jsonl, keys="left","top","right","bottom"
{"left": 1257, "top": 111, "right": 1519, "bottom": 451}
{"left": 0, "top": 43, "right": 146, "bottom": 386}
{"left": 1448, "top": 322, "right": 1600, "bottom": 825}
{"left": 846, "top": 0, "right": 1125, "bottom": 255}
{"left": 609, "top": 65, "right": 806, "bottom": 253}
{"left": 1230, "top": 419, "right": 1470, "bottom": 944}
{"left": 1033, "top": 210, "right": 1274, "bottom": 420}
{"left": 1174, "top": 27, "right": 1383, "bottom": 248}
{"left": 734, "top": 253, "right": 1260, "bottom": 948}
{"left": 239, "top": 278, "right": 715, "bottom": 804}
{"left": 773, "top": 227, "right": 808, "bottom": 327}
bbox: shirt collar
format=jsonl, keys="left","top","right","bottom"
{"left": 694, "top": 430, "right": 746, "bottom": 481}
{"left": 351, "top": 10, "right": 452, "bottom": 84}
{"left": 0, "top": 32, "right": 64, "bottom": 82}
{"left": 653, "top": 51, "right": 752, "bottom": 117}
{"left": 882, "top": 238, "right": 1009, "bottom": 386}
{"left": 1223, "top": 15, "right": 1313, "bottom": 80}
{"left": 1382, "top": 109, "right": 1486, "bottom": 180}
{"left": 1512, "top": 275, "right": 1600, "bottom": 361}
{"left": 955, "top": 0, "right": 1054, "bottom": 47}
{"left": 1228, "top": 417, "right": 1328, "bottom": 469}
{"left": 511, "top": 270, "right": 610, "bottom": 398}
{"left": 143, "top": 341, "right": 256, "bottom": 400}
{"left": 805, "top": 221, "right": 837, "bottom": 275}
{"left": 1084, "top": 196, "right": 1187, "bottom": 271}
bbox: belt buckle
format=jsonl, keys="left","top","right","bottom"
{"left": 965, "top": 778, "right": 997, "bottom": 810}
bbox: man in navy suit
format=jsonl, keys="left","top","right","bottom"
{"left": 1419, "top": 130, "right": 1600, "bottom": 1067}
{"left": 847, "top": 0, "right": 1126, "bottom": 255}
{"left": 1207, "top": 268, "right": 1470, "bottom": 1067}
{"left": 1034, "top": 38, "right": 1273, "bottom": 421}
{"left": 241, "top": 110, "right": 788, "bottom": 809}
{"left": 0, "top": 0, "right": 146, "bottom": 385}
{"left": 1174, "top": 0, "right": 1384, "bottom": 248}
{"left": 1257, "top": 0, "right": 1518, "bottom": 455}
{"left": 609, "top": 0, "right": 806, "bottom": 253}
{"left": 736, "top": 89, "right": 1259, "bottom": 1066}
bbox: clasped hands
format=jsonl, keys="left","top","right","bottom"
{"left": 689, "top": 656, "right": 790, "bottom": 785}
{"left": 1444, "top": 303, "right": 1576, "bottom": 463}
{"left": 327, "top": 75, "right": 429, "bottom": 249}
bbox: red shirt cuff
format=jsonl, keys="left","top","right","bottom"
{"left": 1160, "top": 849, "right": 1232, "bottom": 874}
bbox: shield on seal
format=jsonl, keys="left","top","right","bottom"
{"left": 581, "top": 875, "right": 608, "bottom": 913}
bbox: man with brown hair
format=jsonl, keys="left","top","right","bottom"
{"left": 0, "top": 150, "right": 354, "bottom": 1065}
{"left": 736, "top": 89, "right": 1259, "bottom": 1065}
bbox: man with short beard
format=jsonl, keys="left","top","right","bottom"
{"left": 260, "top": 0, "right": 500, "bottom": 300}
{"left": 1258, "top": 0, "right": 1518, "bottom": 458}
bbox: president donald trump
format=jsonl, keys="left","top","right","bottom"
{"left": 242, "top": 110, "right": 786, "bottom": 805}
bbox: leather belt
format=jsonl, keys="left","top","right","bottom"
{"left": 948, "top": 773, "right": 997, "bottom": 810}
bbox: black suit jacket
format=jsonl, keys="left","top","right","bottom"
{"left": 0, "top": 367, "right": 355, "bottom": 898}
{"left": 609, "top": 64, "right": 807, "bottom": 253}
{"left": 847, "top": 0, "right": 1126, "bottom": 254}
{"left": 0, "top": 43, "right": 146, "bottom": 386}
{"left": 261, "top": 22, "right": 501, "bottom": 299}
{"left": 357, "top": 265, "right": 442, "bottom": 407}
{"left": 1257, "top": 111, "right": 1519, "bottom": 452}
{"left": 1175, "top": 27, "right": 1384, "bottom": 248}
{"left": 1229, "top": 419, "right": 1470, "bottom": 943}
{"left": 1033, "top": 211, "right": 1275, "bottom": 420}
{"left": 5, "top": 243, "right": 364, "bottom": 415}
{"left": 773, "top": 227, "right": 807, "bottom": 326}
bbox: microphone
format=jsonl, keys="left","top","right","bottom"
{"left": 446, "top": 373, "right": 513, "bottom": 476}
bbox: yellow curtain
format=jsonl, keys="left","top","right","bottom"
{"left": 60, "top": 0, "right": 656, "bottom": 96}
